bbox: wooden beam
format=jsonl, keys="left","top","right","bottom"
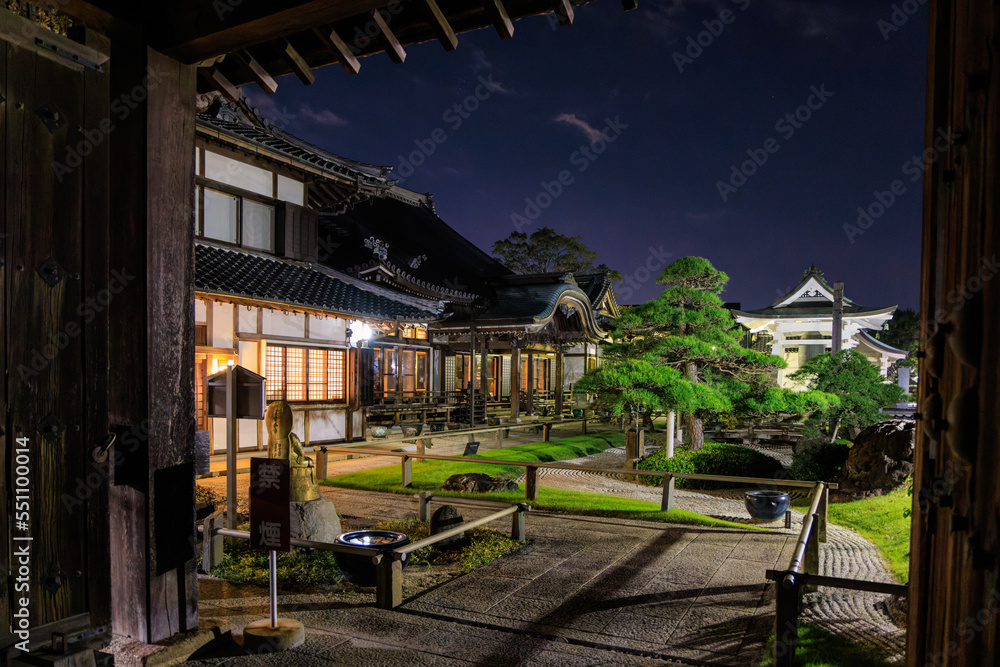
{"left": 232, "top": 50, "right": 278, "bottom": 93}
{"left": 283, "top": 40, "right": 316, "bottom": 84}
{"left": 198, "top": 66, "right": 241, "bottom": 102}
{"left": 423, "top": 0, "right": 458, "bottom": 51}
{"left": 371, "top": 9, "right": 406, "bottom": 64}
{"left": 484, "top": 0, "right": 514, "bottom": 39}
{"left": 65, "top": 0, "right": 388, "bottom": 64}
{"left": 311, "top": 26, "right": 361, "bottom": 74}
{"left": 553, "top": 0, "right": 574, "bottom": 25}
{"left": 622, "top": 0, "right": 638, "bottom": 10}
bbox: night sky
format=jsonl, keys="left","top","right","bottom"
{"left": 246, "top": 0, "right": 927, "bottom": 311}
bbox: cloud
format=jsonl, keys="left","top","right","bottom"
{"left": 470, "top": 48, "right": 492, "bottom": 72}
{"left": 298, "top": 104, "right": 347, "bottom": 127}
{"left": 243, "top": 90, "right": 298, "bottom": 129}
{"left": 553, "top": 113, "right": 604, "bottom": 143}
{"left": 766, "top": 0, "right": 855, "bottom": 39}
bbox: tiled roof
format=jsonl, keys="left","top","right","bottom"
{"left": 196, "top": 99, "right": 392, "bottom": 189}
{"left": 195, "top": 242, "right": 438, "bottom": 321}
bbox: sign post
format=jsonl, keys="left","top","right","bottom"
{"left": 244, "top": 458, "right": 305, "bottom": 651}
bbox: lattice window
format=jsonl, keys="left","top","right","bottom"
{"left": 308, "top": 349, "right": 326, "bottom": 400}
{"left": 265, "top": 346, "right": 284, "bottom": 401}
{"left": 266, "top": 345, "right": 346, "bottom": 403}
{"left": 285, "top": 347, "right": 306, "bottom": 401}
{"left": 444, "top": 356, "right": 456, "bottom": 393}
{"left": 328, "top": 350, "right": 346, "bottom": 400}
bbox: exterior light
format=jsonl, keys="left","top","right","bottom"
{"left": 349, "top": 320, "right": 373, "bottom": 347}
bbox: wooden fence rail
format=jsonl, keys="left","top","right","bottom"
{"left": 198, "top": 501, "right": 530, "bottom": 609}
{"left": 765, "top": 482, "right": 906, "bottom": 667}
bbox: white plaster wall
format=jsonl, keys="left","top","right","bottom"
{"left": 353, "top": 411, "right": 364, "bottom": 435}
{"left": 210, "top": 416, "right": 261, "bottom": 452}
{"left": 195, "top": 299, "right": 207, "bottom": 322}
{"left": 292, "top": 408, "right": 306, "bottom": 441}
{"left": 306, "top": 410, "right": 346, "bottom": 442}
{"left": 564, "top": 357, "right": 585, "bottom": 387}
{"left": 238, "top": 306, "right": 258, "bottom": 334}
{"left": 309, "top": 315, "right": 346, "bottom": 342}
{"left": 238, "top": 341, "right": 260, "bottom": 373}
{"left": 212, "top": 302, "right": 234, "bottom": 348}
{"left": 263, "top": 310, "right": 305, "bottom": 338}
{"left": 239, "top": 418, "right": 259, "bottom": 450}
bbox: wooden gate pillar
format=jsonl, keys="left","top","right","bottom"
{"left": 106, "top": 34, "right": 198, "bottom": 643}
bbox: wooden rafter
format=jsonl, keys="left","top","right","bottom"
{"left": 232, "top": 50, "right": 278, "bottom": 93}
{"left": 553, "top": 0, "right": 574, "bottom": 25}
{"left": 198, "top": 66, "right": 241, "bottom": 103}
{"left": 283, "top": 40, "right": 316, "bottom": 84}
{"left": 371, "top": 9, "right": 406, "bottom": 64}
{"left": 423, "top": 0, "right": 458, "bottom": 51}
{"left": 311, "top": 26, "right": 361, "bottom": 74}
{"left": 484, "top": 0, "right": 514, "bottom": 39}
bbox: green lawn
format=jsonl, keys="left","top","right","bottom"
{"left": 324, "top": 432, "right": 760, "bottom": 530}
{"left": 825, "top": 488, "right": 911, "bottom": 583}
{"left": 761, "top": 623, "right": 894, "bottom": 667}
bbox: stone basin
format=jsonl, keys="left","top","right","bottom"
{"left": 744, "top": 490, "right": 790, "bottom": 522}
{"left": 333, "top": 530, "right": 411, "bottom": 587}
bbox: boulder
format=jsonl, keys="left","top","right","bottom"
{"left": 289, "top": 497, "right": 342, "bottom": 543}
{"left": 837, "top": 419, "right": 915, "bottom": 499}
{"left": 441, "top": 473, "right": 519, "bottom": 494}
{"left": 429, "top": 505, "right": 465, "bottom": 549}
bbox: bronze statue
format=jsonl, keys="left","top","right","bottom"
{"left": 264, "top": 400, "right": 320, "bottom": 502}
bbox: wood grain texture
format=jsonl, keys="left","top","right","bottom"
{"left": 0, "top": 34, "right": 9, "bottom": 650}
{"left": 5, "top": 26, "right": 90, "bottom": 630}
{"left": 910, "top": 2, "right": 1000, "bottom": 665}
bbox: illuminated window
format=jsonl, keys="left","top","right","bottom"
{"left": 265, "top": 345, "right": 346, "bottom": 403}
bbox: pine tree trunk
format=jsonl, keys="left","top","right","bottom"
{"left": 688, "top": 414, "right": 704, "bottom": 450}
{"left": 685, "top": 361, "right": 705, "bottom": 449}
{"left": 829, "top": 415, "right": 842, "bottom": 443}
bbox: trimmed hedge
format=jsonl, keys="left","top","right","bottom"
{"left": 788, "top": 440, "right": 851, "bottom": 482}
{"left": 637, "top": 442, "right": 785, "bottom": 490}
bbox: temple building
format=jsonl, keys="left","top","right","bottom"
{"left": 193, "top": 97, "right": 616, "bottom": 453}
{"left": 731, "top": 265, "right": 908, "bottom": 388}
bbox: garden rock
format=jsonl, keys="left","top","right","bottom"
{"left": 442, "top": 473, "right": 518, "bottom": 494}
{"left": 429, "top": 505, "right": 465, "bottom": 549}
{"left": 837, "top": 419, "right": 915, "bottom": 499}
{"left": 289, "top": 497, "right": 342, "bottom": 543}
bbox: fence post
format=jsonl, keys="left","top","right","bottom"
{"left": 818, "top": 484, "right": 829, "bottom": 543}
{"left": 418, "top": 492, "right": 430, "bottom": 522}
{"left": 512, "top": 504, "right": 527, "bottom": 541}
{"left": 805, "top": 518, "right": 820, "bottom": 592}
{"left": 525, "top": 466, "right": 538, "bottom": 500}
{"left": 401, "top": 455, "right": 412, "bottom": 488}
{"left": 660, "top": 474, "right": 675, "bottom": 512}
{"left": 581, "top": 418, "right": 587, "bottom": 435}
{"left": 316, "top": 446, "right": 328, "bottom": 481}
{"left": 201, "top": 510, "right": 225, "bottom": 572}
{"left": 375, "top": 554, "right": 403, "bottom": 609}
{"left": 773, "top": 574, "right": 802, "bottom": 667}
{"left": 542, "top": 424, "right": 551, "bottom": 441}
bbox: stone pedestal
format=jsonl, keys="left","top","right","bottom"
{"left": 243, "top": 619, "right": 305, "bottom": 653}
{"left": 289, "top": 497, "right": 341, "bottom": 543}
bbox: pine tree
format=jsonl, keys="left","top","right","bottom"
{"left": 583, "top": 257, "right": 785, "bottom": 449}
{"left": 789, "top": 349, "right": 907, "bottom": 441}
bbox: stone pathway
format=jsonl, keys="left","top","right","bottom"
{"left": 530, "top": 445, "right": 907, "bottom": 662}
{"left": 403, "top": 513, "right": 793, "bottom": 665}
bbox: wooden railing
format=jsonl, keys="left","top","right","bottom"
{"left": 198, "top": 498, "right": 529, "bottom": 610}
{"left": 765, "top": 483, "right": 908, "bottom": 666}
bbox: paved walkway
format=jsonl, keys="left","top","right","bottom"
{"left": 158, "top": 490, "right": 790, "bottom": 666}
{"left": 171, "top": 427, "right": 905, "bottom": 666}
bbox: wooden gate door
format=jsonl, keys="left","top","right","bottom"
{"left": 1, "top": 15, "right": 111, "bottom": 650}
